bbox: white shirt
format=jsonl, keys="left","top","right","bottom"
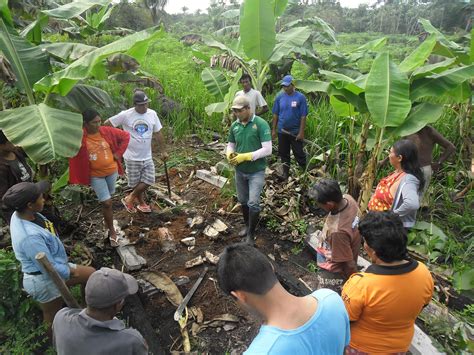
{"left": 109, "top": 107, "right": 162, "bottom": 161}
{"left": 235, "top": 88, "right": 267, "bottom": 115}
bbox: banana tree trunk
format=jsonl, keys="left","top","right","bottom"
{"left": 348, "top": 118, "right": 370, "bottom": 200}
{"left": 358, "top": 126, "right": 384, "bottom": 213}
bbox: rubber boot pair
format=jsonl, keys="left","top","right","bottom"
{"left": 238, "top": 205, "right": 259, "bottom": 246}
{"left": 278, "top": 164, "right": 289, "bottom": 182}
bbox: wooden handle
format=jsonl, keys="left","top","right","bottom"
{"left": 35, "top": 252, "right": 80, "bottom": 308}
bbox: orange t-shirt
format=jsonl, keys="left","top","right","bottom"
{"left": 86, "top": 133, "right": 117, "bottom": 177}
{"left": 368, "top": 171, "right": 405, "bottom": 211}
{"left": 341, "top": 260, "right": 434, "bottom": 354}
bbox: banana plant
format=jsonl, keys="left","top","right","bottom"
{"left": 0, "top": 4, "right": 164, "bottom": 164}
{"left": 21, "top": 0, "right": 113, "bottom": 44}
{"left": 296, "top": 20, "right": 473, "bottom": 209}
{"left": 200, "top": 0, "right": 336, "bottom": 117}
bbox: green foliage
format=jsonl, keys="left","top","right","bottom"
{"left": 0, "top": 249, "right": 48, "bottom": 353}
{"left": 307, "top": 261, "right": 318, "bottom": 273}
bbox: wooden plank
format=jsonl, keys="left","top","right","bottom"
{"left": 117, "top": 245, "right": 147, "bottom": 271}
{"left": 196, "top": 169, "right": 228, "bottom": 188}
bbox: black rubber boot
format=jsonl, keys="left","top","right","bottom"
{"left": 246, "top": 210, "right": 260, "bottom": 245}
{"left": 238, "top": 205, "right": 249, "bottom": 237}
{"left": 279, "top": 164, "right": 289, "bottom": 182}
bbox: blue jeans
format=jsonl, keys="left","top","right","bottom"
{"left": 90, "top": 172, "right": 118, "bottom": 202}
{"left": 235, "top": 169, "right": 265, "bottom": 212}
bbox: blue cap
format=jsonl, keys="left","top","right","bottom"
{"left": 281, "top": 75, "right": 293, "bottom": 86}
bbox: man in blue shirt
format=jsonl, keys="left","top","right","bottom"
{"left": 272, "top": 75, "right": 309, "bottom": 181}
{"left": 217, "top": 243, "right": 350, "bottom": 355}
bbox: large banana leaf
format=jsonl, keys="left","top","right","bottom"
{"left": 19, "top": 14, "right": 49, "bottom": 44}
{"left": 53, "top": 84, "right": 113, "bottom": 112}
{"left": 34, "top": 27, "right": 164, "bottom": 95}
{"left": 410, "top": 65, "right": 474, "bottom": 101}
{"left": 399, "top": 35, "right": 436, "bottom": 73}
{"left": 418, "top": 19, "right": 470, "bottom": 65}
{"left": 40, "top": 42, "right": 97, "bottom": 63}
{"left": 366, "top": 52, "right": 411, "bottom": 128}
{"left": 294, "top": 80, "right": 329, "bottom": 93}
{"left": 0, "top": 19, "right": 50, "bottom": 103}
{"left": 221, "top": 9, "right": 240, "bottom": 19}
{"left": 284, "top": 16, "right": 337, "bottom": 44}
{"left": 201, "top": 68, "right": 229, "bottom": 100}
{"left": 330, "top": 96, "right": 357, "bottom": 117}
{"left": 411, "top": 58, "right": 456, "bottom": 79}
{"left": 389, "top": 103, "right": 444, "bottom": 137}
{"left": 268, "top": 27, "right": 312, "bottom": 63}
{"left": 0, "top": 104, "right": 83, "bottom": 163}
{"left": 42, "top": 0, "right": 110, "bottom": 19}
{"left": 240, "top": 0, "right": 276, "bottom": 62}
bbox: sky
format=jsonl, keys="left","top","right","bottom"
{"left": 165, "top": 1, "right": 375, "bottom": 14}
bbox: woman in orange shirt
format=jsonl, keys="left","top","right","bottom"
{"left": 368, "top": 139, "right": 425, "bottom": 229}
{"left": 69, "top": 110, "right": 130, "bottom": 246}
{"left": 342, "top": 211, "right": 434, "bottom": 354}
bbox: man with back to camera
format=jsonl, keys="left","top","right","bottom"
{"left": 106, "top": 90, "right": 168, "bottom": 213}
{"left": 53, "top": 267, "right": 148, "bottom": 355}
{"left": 217, "top": 243, "right": 350, "bottom": 354}
{"left": 272, "top": 75, "right": 309, "bottom": 181}
{"left": 235, "top": 73, "right": 269, "bottom": 116}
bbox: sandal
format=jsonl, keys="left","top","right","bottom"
{"left": 136, "top": 204, "right": 152, "bottom": 213}
{"left": 121, "top": 198, "right": 137, "bottom": 213}
{"left": 109, "top": 233, "right": 120, "bottom": 247}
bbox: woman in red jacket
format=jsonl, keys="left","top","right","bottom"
{"left": 69, "top": 109, "right": 130, "bottom": 246}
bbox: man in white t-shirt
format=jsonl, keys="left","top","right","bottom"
{"left": 106, "top": 91, "right": 168, "bottom": 213}
{"left": 235, "top": 74, "right": 268, "bottom": 116}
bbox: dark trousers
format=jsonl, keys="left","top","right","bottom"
{"left": 278, "top": 132, "right": 306, "bottom": 168}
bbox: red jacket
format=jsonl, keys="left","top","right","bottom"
{"left": 69, "top": 126, "right": 130, "bottom": 185}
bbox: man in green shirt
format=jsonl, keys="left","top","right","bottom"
{"left": 227, "top": 96, "right": 272, "bottom": 245}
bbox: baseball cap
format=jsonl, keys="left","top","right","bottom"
{"left": 2, "top": 181, "right": 50, "bottom": 210}
{"left": 85, "top": 267, "right": 138, "bottom": 308}
{"left": 281, "top": 75, "right": 293, "bottom": 87}
{"left": 231, "top": 95, "right": 250, "bottom": 109}
{"left": 133, "top": 91, "right": 150, "bottom": 105}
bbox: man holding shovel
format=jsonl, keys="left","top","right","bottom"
{"left": 106, "top": 90, "right": 168, "bottom": 213}
{"left": 227, "top": 96, "right": 272, "bottom": 245}
{"left": 272, "top": 75, "right": 308, "bottom": 181}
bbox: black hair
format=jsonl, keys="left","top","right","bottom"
{"left": 359, "top": 211, "right": 408, "bottom": 263}
{"left": 217, "top": 243, "right": 278, "bottom": 296}
{"left": 240, "top": 73, "right": 252, "bottom": 82}
{"left": 392, "top": 139, "right": 425, "bottom": 192}
{"left": 310, "top": 178, "right": 343, "bottom": 204}
{"left": 0, "top": 130, "right": 8, "bottom": 145}
{"left": 82, "top": 109, "right": 100, "bottom": 124}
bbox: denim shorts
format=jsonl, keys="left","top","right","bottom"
{"left": 90, "top": 172, "right": 118, "bottom": 202}
{"left": 23, "top": 263, "right": 76, "bottom": 303}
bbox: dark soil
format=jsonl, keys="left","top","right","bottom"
{"left": 60, "top": 141, "right": 472, "bottom": 354}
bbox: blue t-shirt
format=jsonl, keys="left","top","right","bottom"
{"left": 244, "top": 289, "right": 350, "bottom": 355}
{"left": 272, "top": 91, "right": 308, "bottom": 135}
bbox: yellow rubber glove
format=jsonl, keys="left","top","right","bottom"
{"left": 230, "top": 152, "right": 252, "bottom": 166}
{"left": 226, "top": 151, "right": 235, "bottom": 162}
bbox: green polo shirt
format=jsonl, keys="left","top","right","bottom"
{"left": 228, "top": 115, "right": 272, "bottom": 173}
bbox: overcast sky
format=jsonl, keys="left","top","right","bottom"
{"left": 165, "top": 1, "right": 375, "bottom": 14}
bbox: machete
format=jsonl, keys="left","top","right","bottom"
{"left": 174, "top": 267, "right": 208, "bottom": 321}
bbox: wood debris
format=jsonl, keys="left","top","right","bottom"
{"left": 185, "top": 256, "right": 205, "bottom": 268}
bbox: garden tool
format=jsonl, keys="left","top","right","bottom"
{"left": 163, "top": 160, "right": 172, "bottom": 199}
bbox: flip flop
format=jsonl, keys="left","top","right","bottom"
{"left": 136, "top": 204, "right": 152, "bottom": 213}
{"left": 108, "top": 232, "right": 120, "bottom": 247}
{"left": 121, "top": 198, "right": 137, "bottom": 213}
